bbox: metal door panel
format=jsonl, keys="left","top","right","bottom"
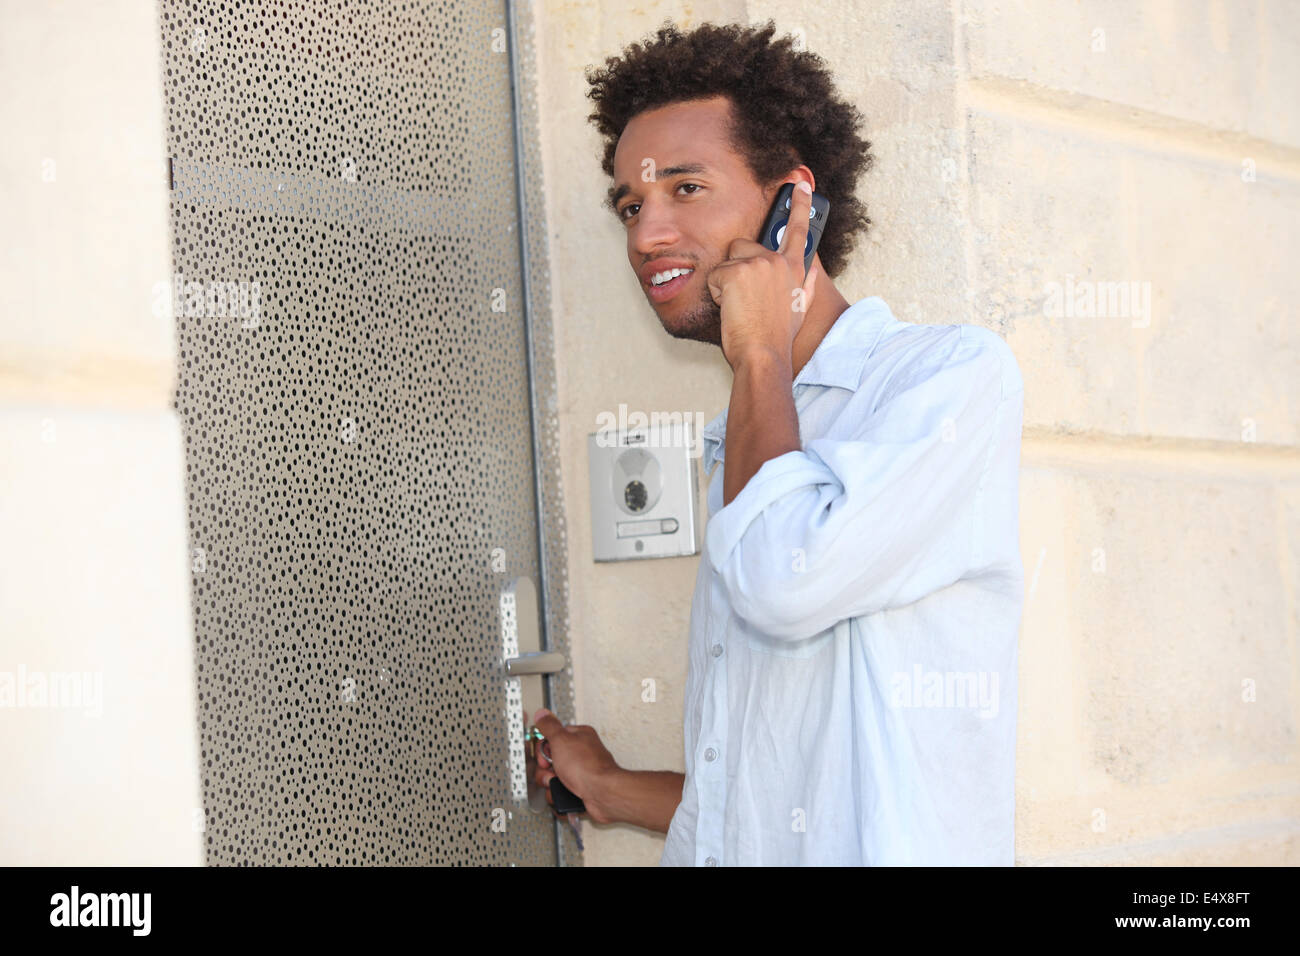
{"left": 161, "top": 0, "right": 575, "bottom": 866}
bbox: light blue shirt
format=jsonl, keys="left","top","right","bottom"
{"left": 660, "top": 295, "right": 1025, "bottom": 866}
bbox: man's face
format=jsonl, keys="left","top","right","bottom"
{"left": 610, "top": 95, "right": 774, "bottom": 345}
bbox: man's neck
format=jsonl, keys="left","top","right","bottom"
{"left": 790, "top": 267, "right": 852, "bottom": 381}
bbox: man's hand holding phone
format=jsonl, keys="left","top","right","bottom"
{"left": 707, "top": 180, "right": 820, "bottom": 372}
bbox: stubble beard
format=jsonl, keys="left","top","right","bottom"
{"left": 656, "top": 274, "right": 723, "bottom": 347}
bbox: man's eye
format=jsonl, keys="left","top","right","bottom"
{"left": 619, "top": 183, "right": 703, "bottom": 222}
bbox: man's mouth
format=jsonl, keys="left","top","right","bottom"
{"left": 646, "top": 267, "right": 695, "bottom": 302}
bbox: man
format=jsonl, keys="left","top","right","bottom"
{"left": 532, "top": 20, "right": 1025, "bottom": 865}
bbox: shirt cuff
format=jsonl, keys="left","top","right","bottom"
{"left": 705, "top": 449, "right": 836, "bottom": 575}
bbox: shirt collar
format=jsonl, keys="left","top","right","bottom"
{"left": 699, "top": 295, "right": 893, "bottom": 475}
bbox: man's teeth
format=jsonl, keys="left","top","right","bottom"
{"left": 651, "top": 267, "right": 693, "bottom": 286}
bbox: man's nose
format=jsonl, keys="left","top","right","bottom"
{"left": 629, "top": 204, "right": 681, "bottom": 254}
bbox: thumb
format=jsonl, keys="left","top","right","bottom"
{"left": 533, "top": 708, "right": 564, "bottom": 739}
{"left": 803, "top": 256, "right": 820, "bottom": 298}
{"left": 797, "top": 257, "right": 819, "bottom": 318}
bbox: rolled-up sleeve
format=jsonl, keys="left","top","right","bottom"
{"left": 705, "top": 334, "right": 1010, "bottom": 641}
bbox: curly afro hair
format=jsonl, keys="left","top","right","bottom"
{"left": 584, "top": 19, "right": 874, "bottom": 279}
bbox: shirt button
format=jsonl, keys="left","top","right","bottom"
{"left": 704, "top": 747, "right": 717, "bottom": 762}
{"left": 711, "top": 643, "right": 723, "bottom": 658}
{"left": 704, "top": 856, "right": 717, "bottom": 866}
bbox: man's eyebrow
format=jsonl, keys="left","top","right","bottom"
{"left": 606, "top": 163, "right": 710, "bottom": 213}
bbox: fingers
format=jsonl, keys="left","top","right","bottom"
{"left": 796, "top": 255, "right": 819, "bottom": 319}
{"left": 530, "top": 708, "right": 558, "bottom": 804}
{"left": 532, "top": 744, "right": 555, "bottom": 805}
{"left": 802, "top": 254, "right": 820, "bottom": 299}
{"left": 779, "top": 181, "right": 814, "bottom": 274}
{"left": 725, "top": 236, "right": 769, "bottom": 261}
{"left": 707, "top": 259, "right": 737, "bottom": 304}
{"left": 532, "top": 709, "right": 562, "bottom": 772}
{"left": 533, "top": 708, "right": 562, "bottom": 737}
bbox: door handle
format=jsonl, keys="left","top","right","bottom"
{"left": 503, "top": 650, "right": 566, "bottom": 677}
{"left": 500, "top": 576, "right": 566, "bottom": 812}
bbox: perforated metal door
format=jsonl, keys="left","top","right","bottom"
{"left": 161, "top": 0, "right": 576, "bottom": 866}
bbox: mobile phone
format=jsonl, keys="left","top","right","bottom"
{"left": 757, "top": 182, "right": 830, "bottom": 275}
